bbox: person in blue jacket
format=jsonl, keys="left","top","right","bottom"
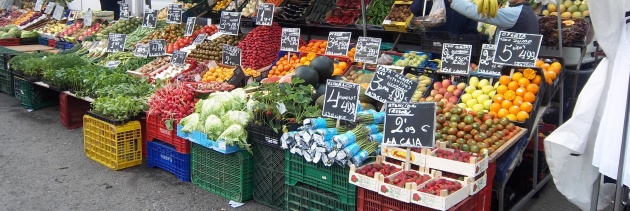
{"left": 411, "top": 0, "right": 479, "bottom": 35}
{"left": 450, "top": 0, "right": 539, "bottom": 37}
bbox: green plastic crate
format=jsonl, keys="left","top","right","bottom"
{"left": 191, "top": 143, "right": 254, "bottom": 203}
{"left": 0, "top": 68, "right": 12, "bottom": 96}
{"left": 286, "top": 184, "right": 356, "bottom": 211}
{"left": 253, "top": 142, "right": 285, "bottom": 210}
{"left": 284, "top": 151, "right": 356, "bottom": 205}
{"left": 13, "top": 76, "right": 58, "bottom": 110}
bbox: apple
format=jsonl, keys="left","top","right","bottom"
{"left": 443, "top": 79, "right": 452, "bottom": 87}
{"left": 457, "top": 83, "right": 466, "bottom": 90}
{"left": 438, "top": 88, "right": 447, "bottom": 95}
{"left": 446, "top": 85, "right": 455, "bottom": 93}
{"left": 434, "top": 82, "right": 443, "bottom": 89}
{"left": 435, "top": 94, "right": 444, "bottom": 101}
{"left": 449, "top": 96, "right": 459, "bottom": 103}
{"left": 453, "top": 89, "right": 462, "bottom": 97}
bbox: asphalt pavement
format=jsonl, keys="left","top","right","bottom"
{"left": 0, "top": 92, "right": 582, "bottom": 211}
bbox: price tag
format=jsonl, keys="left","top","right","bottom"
{"left": 206, "top": 18, "right": 212, "bottom": 26}
{"left": 148, "top": 39, "right": 166, "bottom": 57}
{"left": 166, "top": 4, "right": 183, "bottom": 24}
{"left": 440, "top": 43, "right": 472, "bottom": 75}
{"left": 104, "top": 61, "right": 121, "bottom": 68}
{"left": 493, "top": 31, "right": 543, "bottom": 67}
{"left": 227, "top": 65, "right": 246, "bottom": 86}
{"left": 34, "top": 0, "right": 43, "bottom": 12}
{"left": 222, "top": 44, "right": 241, "bottom": 66}
{"left": 325, "top": 32, "right": 351, "bottom": 56}
{"left": 3, "top": 0, "right": 13, "bottom": 10}
{"left": 280, "top": 28, "right": 300, "bottom": 52}
{"left": 106, "top": 34, "right": 126, "bottom": 53}
{"left": 170, "top": 50, "right": 188, "bottom": 66}
{"left": 52, "top": 5, "right": 64, "bottom": 20}
{"left": 219, "top": 11, "right": 241, "bottom": 35}
{"left": 354, "top": 36, "right": 381, "bottom": 64}
{"left": 322, "top": 80, "right": 361, "bottom": 122}
{"left": 44, "top": 2, "right": 55, "bottom": 14}
{"left": 119, "top": 2, "right": 130, "bottom": 20}
{"left": 84, "top": 9, "right": 93, "bottom": 26}
{"left": 383, "top": 102, "right": 436, "bottom": 148}
{"left": 184, "top": 17, "right": 196, "bottom": 36}
{"left": 365, "top": 65, "right": 419, "bottom": 103}
{"left": 134, "top": 44, "right": 149, "bottom": 58}
{"left": 255, "top": 3, "right": 274, "bottom": 26}
{"left": 192, "top": 33, "right": 207, "bottom": 45}
{"left": 476, "top": 44, "right": 503, "bottom": 76}
{"left": 142, "top": 9, "right": 158, "bottom": 28}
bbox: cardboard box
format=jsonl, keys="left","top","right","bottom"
{"left": 348, "top": 155, "right": 401, "bottom": 192}
{"left": 382, "top": 1, "right": 413, "bottom": 33}
{"left": 424, "top": 143, "right": 489, "bottom": 177}
{"left": 381, "top": 146, "right": 427, "bottom": 167}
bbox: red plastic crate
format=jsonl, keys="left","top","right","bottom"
{"left": 0, "top": 38, "right": 20, "bottom": 46}
{"left": 477, "top": 162, "right": 496, "bottom": 211}
{"left": 146, "top": 113, "right": 190, "bottom": 154}
{"left": 59, "top": 93, "right": 90, "bottom": 129}
{"left": 527, "top": 123, "right": 556, "bottom": 152}
{"left": 48, "top": 39, "right": 56, "bottom": 48}
{"left": 357, "top": 185, "right": 484, "bottom": 211}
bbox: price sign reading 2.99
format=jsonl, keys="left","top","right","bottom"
{"left": 493, "top": 31, "right": 543, "bottom": 67}
{"left": 322, "top": 80, "right": 360, "bottom": 122}
{"left": 383, "top": 102, "right": 436, "bottom": 148}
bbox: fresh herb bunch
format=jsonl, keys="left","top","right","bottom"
{"left": 11, "top": 53, "right": 88, "bottom": 78}
{"left": 91, "top": 96, "right": 148, "bottom": 121}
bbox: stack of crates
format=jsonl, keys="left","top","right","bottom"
{"left": 0, "top": 54, "right": 12, "bottom": 96}
{"left": 284, "top": 151, "right": 357, "bottom": 210}
{"left": 59, "top": 93, "right": 90, "bottom": 129}
{"left": 248, "top": 124, "right": 286, "bottom": 210}
{"left": 146, "top": 114, "right": 191, "bottom": 182}
{"left": 83, "top": 114, "right": 143, "bottom": 170}
{"left": 191, "top": 143, "right": 254, "bottom": 202}
{"left": 13, "top": 76, "right": 58, "bottom": 110}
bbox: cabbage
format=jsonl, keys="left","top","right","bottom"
{"left": 201, "top": 99, "right": 225, "bottom": 118}
{"left": 204, "top": 115, "right": 224, "bottom": 140}
{"left": 222, "top": 110, "right": 252, "bottom": 126}
{"left": 219, "top": 124, "right": 251, "bottom": 153}
{"left": 180, "top": 113, "right": 200, "bottom": 133}
{"left": 231, "top": 88, "right": 247, "bottom": 104}
{"left": 246, "top": 99, "right": 259, "bottom": 113}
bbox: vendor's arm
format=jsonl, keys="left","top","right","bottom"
{"left": 450, "top": 0, "right": 520, "bottom": 29}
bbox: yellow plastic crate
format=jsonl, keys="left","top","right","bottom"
{"left": 83, "top": 115, "right": 142, "bottom": 170}
{"left": 382, "top": 1, "right": 413, "bottom": 33}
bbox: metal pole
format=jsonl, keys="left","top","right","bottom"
{"left": 613, "top": 73, "right": 630, "bottom": 211}
{"left": 360, "top": 0, "right": 367, "bottom": 37}
{"left": 556, "top": 0, "right": 563, "bottom": 57}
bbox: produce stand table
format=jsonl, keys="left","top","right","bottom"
{"left": 5, "top": 45, "right": 56, "bottom": 53}
{"left": 33, "top": 82, "right": 95, "bottom": 103}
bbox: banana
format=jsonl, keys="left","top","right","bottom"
{"left": 476, "top": 0, "right": 483, "bottom": 14}
{"left": 482, "top": 0, "right": 490, "bottom": 18}
{"left": 488, "top": 0, "right": 497, "bottom": 18}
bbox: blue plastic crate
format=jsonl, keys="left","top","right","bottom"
{"left": 494, "top": 135, "right": 529, "bottom": 184}
{"left": 190, "top": 130, "right": 242, "bottom": 154}
{"left": 176, "top": 124, "right": 194, "bottom": 141}
{"left": 55, "top": 41, "right": 73, "bottom": 50}
{"left": 38, "top": 37, "right": 48, "bottom": 46}
{"left": 147, "top": 140, "right": 191, "bottom": 182}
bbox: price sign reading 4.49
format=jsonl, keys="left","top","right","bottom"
{"left": 256, "top": 3, "right": 274, "bottom": 26}
{"left": 354, "top": 36, "right": 381, "bottom": 64}
{"left": 383, "top": 102, "right": 436, "bottom": 148}
{"left": 476, "top": 44, "right": 503, "bottom": 76}
{"left": 322, "top": 80, "right": 360, "bottom": 122}
{"left": 106, "top": 34, "right": 126, "bottom": 53}
{"left": 148, "top": 39, "right": 166, "bottom": 57}
{"left": 280, "top": 28, "right": 300, "bottom": 52}
{"left": 222, "top": 44, "right": 241, "bottom": 66}
{"left": 365, "top": 65, "right": 419, "bottom": 103}
{"left": 325, "top": 32, "right": 351, "bottom": 56}
{"left": 440, "top": 43, "right": 472, "bottom": 76}
{"left": 219, "top": 11, "right": 241, "bottom": 35}
{"left": 493, "top": 31, "right": 543, "bottom": 67}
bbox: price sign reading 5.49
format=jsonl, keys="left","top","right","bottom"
{"left": 322, "top": 80, "right": 360, "bottom": 122}
{"left": 494, "top": 31, "right": 543, "bottom": 67}
{"left": 383, "top": 102, "right": 436, "bottom": 148}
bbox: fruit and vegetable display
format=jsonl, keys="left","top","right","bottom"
{"left": 304, "top": 0, "right": 336, "bottom": 23}
{"left": 40, "top": 21, "right": 68, "bottom": 35}
{"left": 458, "top": 76, "right": 497, "bottom": 113}
{"left": 394, "top": 51, "right": 429, "bottom": 68}
{"left": 536, "top": 59, "right": 563, "bottom": 84}
{"left": 140, "top": 24, "right": 184, "bottom": 45}
{"left": 148, "top": 83, "right": 198, "bottom": 123}
{"left": 420, "top": 79, "right": 465, "bottom": 103}
{"left": 124, "top": 21, "right": 167, "bottom": 49}
{"left": 57, "top": 21, "right": 82, "bottom": 37}
{"left": 241, "top": 0, "right": 264, "bottom": 17}
{"left": 385, "top": 3, "right": 411, "bottom": 22}
{"left": 357, "top": 0, "right": 395, "bottom": 26}
{"left": 299, "top": 40, "right": 328, "bottom": 54}
{"left": 539, "top": 16, "right": 589, "bottom": 46}
{"left": 186, "top": 82, "right": 236, "bottom": 93}
{"left": 226, "top": 0, "right": 248, "bottom": 10}
{"left": 201, "top": 66, "right": 235, "bottom": 82}
{"left": 17, "top": 12, "right": 46, "bottom": 29}
{"left": 325, "top": 9, "right": 361, "bottom": 25}
{"left": 277, "top": 0, "right": 310, "bottom": 21}
{"left": 355, "top": 162, "right": 401, "bottom": 177}
{"left": 384, "top": 171, "right": 432, "bottom": 187}
{"left": 213, "top": 0, "right": 232, "bottom": 10}
{"left": 418, "top": 179, "right": 463, "bottom": 196}
{"left": 0, "top": 10, "right": 26, "bottom": 26}
{"left": 188, "top": 34, "right": 244, "bottom": 62}
{"left": 490, "top": 71, "right": 539, "bottom": 122}
{"left": 237, "top": 23, "right": 282, "bottom": 70}
{"left": 95, "top": 17, "right": 142, "bottom": 40}
{"left": 407, "top": 74, "right": 432, "bottom": 102}
{"left": 540, "top": 0, "right": 589, "bottom": 18}
{"left": 135, "top": 56, "right": 172, "bottom": 74}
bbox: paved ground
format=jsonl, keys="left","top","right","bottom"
{"left": 0, "top": 93, "right": 583, "bottom": 211}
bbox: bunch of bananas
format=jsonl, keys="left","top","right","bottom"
{"left": 475, "top": 0, "right": 499, "bottom": 18}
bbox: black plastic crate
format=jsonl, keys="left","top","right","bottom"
{"left": 420, "top": 31, "right": 483, "bottom": 56}
{"left": 252, "top": 141, "right": 286, "bottom": 210}
{"left": 0, "top": 68, "right": 12, "bottom": 96}
{"left": 247, "top": 123, "right": 282, "bottom": 149}
{"left": 538, "top": 56, "right": 565, "bottom": 106}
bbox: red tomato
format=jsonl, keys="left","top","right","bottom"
{"left": 166, "top": 46, "right": 174, "bottom": 53}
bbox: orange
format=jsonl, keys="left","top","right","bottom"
{"left": 547, "top": 71, "right": 557, "bottom": 81}
{"left": 512, "top": 72, "right": 524, "bottom": 82}
{"left": 499, "top": 76, "right": 511, "bottom": 85}
{"left": 520, "top": 102, "right": 533, "bottom": 113}
{"left": 493, "top": 94, "right": 505, "bottom": 103}
{"left": 498, "top": 109, "right": 509, "bottom": 118}
{"left": 516, "top": 111, "right": 530, "bottom": 122}
{"left": 524, "top": 92, "right": 536, "bottom": 103}
{"left": 526, "top": 84, "right": 539, "bottom": 94}
{"left": 338, "top": 62, "right": 347, "bottom": 70}
{"left": 535, "top": 60, "right": 545, "bottom": 67}
{"left": 509, "top": 105, "right": 521, "bottom": 115}
{"left": 515, "top": 87, "right": 526, "bottom": 97}
{"left": 490, "top": 103, "right": 502, "bottom": 112}
{"left": 518, "top": 78, "right": 530, "bottom": 87}
{"left": 507, "top": 81, "right": 519, "bottom": 91}
{"left": 513, "top": 96, "right": 524, "bottom": 106}
{"left": 548, "top": 65, "right": 561, "bottom": 75}
{"left": 523, "top": 68, "right": 537, "bottom": 80}
{"left": 504, "top": 90, "right": 516, "bottom": 101}
{"left": 541, "top": 63, "right": 551, "bottom": 70}
{"left": 497, "top": 85, "right": 508, "bottom": 94}
{"left": 532, "top": 75, "right": 542, "bottom": 85}
{"left": 506, "top": 114, "right": 517, "bottom": 121}
{"left": 501, "top": 100, "right": 513, "bottom": 109}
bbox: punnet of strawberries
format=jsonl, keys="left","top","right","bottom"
{"left": 325, "top": 9, "right": 361, "bottom": 25}
{"left": 383, "top": 171, "right": 431, "bottom": 188}
{"left": 420, "top": 179, "right": 463, "bottom": 196}
{"left": 355, "top": 163, "right": 401, "bottom": 177}
{"left": 433, "top": 148, "right": 480, "bottom": 163}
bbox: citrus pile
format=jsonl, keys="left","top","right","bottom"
{"left": 535, "top": 59, "right": 562, "bottom": 84}
{"left": 489, "top": 69, "right": 540, "bottom": 122}
{"left": 348, "top": 46, "right": 356, "bottom": 62}
{"left": 299, "top": 40, "right": 327, "bottom": 54}
{"left": 243, "top": 68, "right": 260, "bottom": 77}
{"left": 201, "top": 66, "right": 235, "bottom": 82}
{"left": 268, "top": 52, "right": 348, "bottom": 77}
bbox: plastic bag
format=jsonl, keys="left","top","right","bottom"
{"left": 377, "top": 54, "right": 394, "bottom": 65}
{"left": 413, "top": 0, "right": 446, "bottom": 29}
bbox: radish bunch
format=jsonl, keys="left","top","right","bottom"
{"left": 148, "top": 84, "right": 198, "bottom": 123}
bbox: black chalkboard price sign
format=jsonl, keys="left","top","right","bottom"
{"left": 365, "top": 65, "right": 419, "bottom": 103}
{"left": 354, "top": 36, "right": 381, "bottom": 64}
{"left": 166, "top": 4, "right": 183, "bottom": 24}
{"left": 44, "top": 2, "right": 55, "bottom": 14}
{"left": 106, "top": 34, "right": 126, "bottom": 53}
{"left": 52, "top": 4, "right": 64, "bottom": 20}
{"left": 184, "top": 17, "right": 196, "bottom": 36}
{"left": 192, "top": 33, "right": 207, "bottom": 45}
{"left": 325, "top": 32, "right": 351, "bottom": 56}
{"left": 148, "top": 39, "right": 166, "bottom": 57}
{"left": 142, "top": 9, "right": 158, "bottom": 28}
{"left": 280, "top": 28, "right": 300, "bottom": 52}
{"left": 256, "top": 3, "right": 274, "bottom": 26}
{"left": 119, "top": 2, "right": 130, "bottom": 20}
{"left": 222, "top": 44, "right": 241, "bottom": 66}
{"left": 170, "top": 50, "right": 188, "bottom": 66}
{"left": 322, "top": 80, "right": 360, "bottom": 122}
{"left": 134, "top": 44, "right": 149, "bottom": 58}
{"left": 440, "top": 43, "right": 472, "bottom": 76}
{"left": 476, "top": 44, "right": 503, "bottom": 76}
{"left": 493, "top": 31, "right": 543, "bottom": 67}
{"left": 219, "top": 11, "right": 241, "bottom": 35}
{"left": 383, "top": 102, "right": 436, "bottom": 148}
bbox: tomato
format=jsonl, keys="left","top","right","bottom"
{"left": 166, "top": 46, "right": 174, "bottom": 53}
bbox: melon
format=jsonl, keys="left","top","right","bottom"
{"left": 309, "top": 56, "right": 334, "bottom": 83}
{"left": 293, "top": 65, "right": 319, "bottom": 87}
